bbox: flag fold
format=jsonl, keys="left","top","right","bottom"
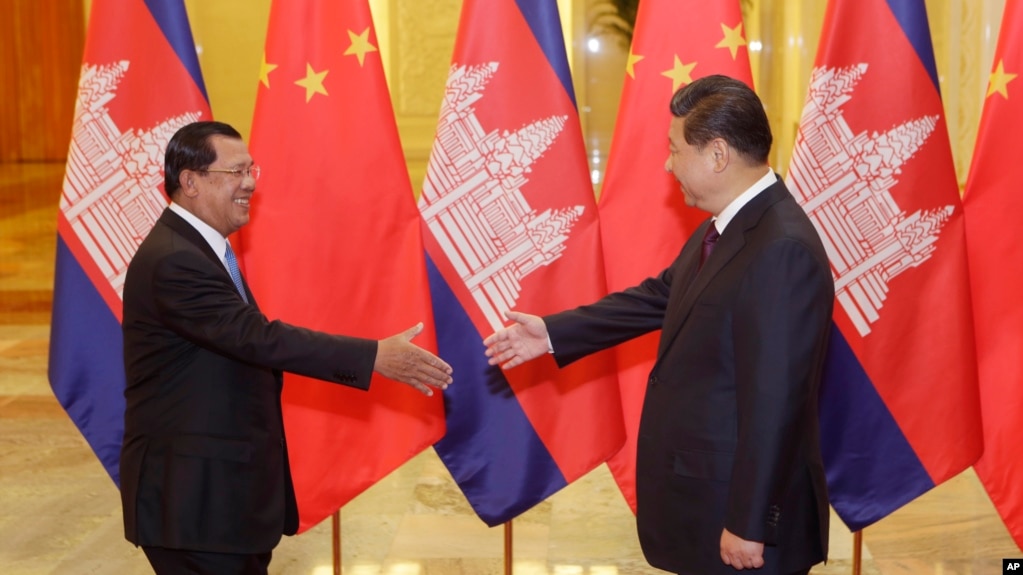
{"left": 49, "top": 0, "right": 210, "bottom": 485}
{"left": 238, "top": 0, "right": 444, "bottom": 531}
{"left": 419, "top": 0, "right": 625, "bottom": 525}
{"left": 963, "top": 0, "right": 1023, "bottom": 550}
{"left": 786, "top": 0, "right": 981, "bottom": 530}
{"left": 597, "top": 0, "right": 754, "bottom": 512}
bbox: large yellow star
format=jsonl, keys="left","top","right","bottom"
{"left": 344, "top": 27, "right": 378, "bottom": 67}
{"left": 716, "top": 22, "right": 747, "bottom": 60}
{"left": 662, "top": 55, "right": 697, "bottom": 92}
{"left": 987, "top": 59, "right": 1017, "bottom": 99}
{"left": 295, "top": 63, "right": 328, "bottom": 102}
{"left": 259, "top": 53, "right": 278, "bottom": 89}
{"left": 626, "top": 50, "right": 644, "bottom": 79}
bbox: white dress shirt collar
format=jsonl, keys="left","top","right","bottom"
{"left": 168, "top": 202, "right": 232, "bottom": 266}
{"left": 711, "top": 168, "right": 777, "bottom": 234}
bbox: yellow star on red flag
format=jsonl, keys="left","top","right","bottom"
{"left": 626, "top": 50, "right": 644, "bottom": 79}
{"left": 987, "top": 59, "right": 1017, "bottom": 99}
{"left": 344, "top": 27, "right": 378, "bottom": 67}
{"left": 662, "top": 55, "right": 697, "bottom": 92}
{"left": 295, "top": 63, "right": 328, "bottom": 102}
{"left": 716, "top": 22, "right": 747, "bottom": 59}
{"left": 259, "top": 53, "right": 278, "bottom": 89}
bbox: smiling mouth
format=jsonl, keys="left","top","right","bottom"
{"left": 233, "top": 198, "right": 250, "bottom": 208}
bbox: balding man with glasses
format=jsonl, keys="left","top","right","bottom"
{"left": 119, "top": 121, "right": 453, "bottom": 574}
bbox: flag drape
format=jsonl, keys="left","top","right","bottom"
{"left": 419, "top": 0, "right": 625, "bottom": 526}
{"left": 786, "top": 0, "right": 981, "bottom": 530}
{"left": 238, "top": 0, "right": 444, "bottom": 531}
{"left": 963, "top": 0, "right": 1023, "bottom": 550}
{"left": 596, "top": 0, "right": 754, "bottom": 512}
{"left": 49, "top": 0, "right": 210, "bottom": 485}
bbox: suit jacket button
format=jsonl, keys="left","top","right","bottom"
{"left": 648, "top": 376, "right": 658, "bottom": 386}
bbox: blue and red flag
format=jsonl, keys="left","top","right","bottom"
{"left": 786, "top": 0, "right": 981, "bottom": 530}
{"left": 597, "top": 0, "right": 754, "bottom": 513}
{"left": 237, "top": 0, "right": 445, "bottom": 531}
{"left": 48, "top": 0, "right": 209, "bottom": 485}
{"left": 419, "top": 0, "right": 625, "bottom": 525}
{"left": 963, "top": 0, "right": 1023, "bottom": 549}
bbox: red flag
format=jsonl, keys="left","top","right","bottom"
{"left": 419, "top": 0, "right": 625, "bottom": 525}
{"left": 238, "top": 0, "right": 444, "bottom": 531}
{"left": 786, "top": 0, "right": 981, "bottom": 529}
{"left": 597, "top": 0, "right": 754, "bottom": 511}
{"left": 963, "top": 0, "right": 1023, "bottom": 549}
{"left": 50, "top": 0, "right": 209, "bottom": 485}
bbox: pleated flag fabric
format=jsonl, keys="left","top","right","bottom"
{"left": 49, "top": 0, "right": 210, "bottom": 486}
{"left": 419, "top": 0, "right": 625, "bottom": 526}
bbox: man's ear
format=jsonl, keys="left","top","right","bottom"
{"left": 710, "top": 138, "right": 730, "bottom": 172}
{"left": 179, "top": 170, "right": 199, "bottom": 198}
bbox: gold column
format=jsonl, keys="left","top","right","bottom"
{"left": 184, "top": 0, "right": 271, "bottom": 142}
{"left": 745, "top": 0, "right": 826, "bottom": 175}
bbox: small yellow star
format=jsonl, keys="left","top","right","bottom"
{"left": 259, "top": 53, "right": 278, "bottom": 89}
{"left": 344, "top": 27, "right": 378, "bottom": 67}
{"left": 715, "top": 22, "right": 747, "bottom": 60}
{"left": 295, "top": 63, "right": 329, "bottom": 102}
{"left": 662, "top": 55, "right": 697, "bottom": 92}
{"left": 987, "top": 59, "right": 1017, "bottom": 99}
{"left": 626, "top": 50, "right": 644, "bottom": 79}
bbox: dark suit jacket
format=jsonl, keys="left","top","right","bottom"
{"left": 546, "top": 179, "right": 833, "bottom": 575}
{"left": 120, "top": 208, "right": 377, "bottom": 554}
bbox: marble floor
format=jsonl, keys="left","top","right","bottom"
{"left": 0, "top": 162, "right": 1018, "bottom": 574}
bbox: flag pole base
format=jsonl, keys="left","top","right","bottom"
{"left": 333, "top": 510, "right": 342, "bottom": 575}
{"left": 504, "top": 520, "right": 513, "bottom": 575}
{"left": 852, "top": 530, "right": 862, "bottom": 575}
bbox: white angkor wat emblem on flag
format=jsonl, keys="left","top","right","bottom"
{"left": 419, "top": 62, "right": 584, "bottom": 331}
{"left": 787, "top": 64, "right": 954, "bottom": 337}
{"left": 60, "top": 61, "right": 202, "bottom": 298}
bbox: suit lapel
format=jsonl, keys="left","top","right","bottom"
{"left": 654, "top": 179, "right": 788, "bottom": 364}
{"left": 160, "top": 209, "right": 259, "bottom": 309}
{"left": 161, "top": 209, "right": 224, "bottom": 267}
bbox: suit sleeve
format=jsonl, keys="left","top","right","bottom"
{"left": 725, "top": 238, "right": 833, "bottom": 542}
{"left": 151, "top": 246, "right": 376, "bottom": 390}
{"left": 545, "top": 264, "right": 678, "bottom": 367}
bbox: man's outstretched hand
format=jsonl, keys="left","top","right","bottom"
{"left": 375, "top": 323, "right": 452, "bottom": 396}
{"left": 483, "top": 310, "right": 549, "bottom": 369}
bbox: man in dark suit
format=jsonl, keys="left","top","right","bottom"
{"left": 120, "top": 121, "right": 453, "bottom": 575}
{"left": 484, "top": 76, "right": 833, "bottom": 575}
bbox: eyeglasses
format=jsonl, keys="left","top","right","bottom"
{"left": 200, "top": 165, "right": 261, "bottom": 181}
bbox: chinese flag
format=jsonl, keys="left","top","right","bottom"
{"left": 49, "top": 0, "right": 209, "bottom": 485}
{"left": 420, "top": 0, "right": 625, "bottom": 525}
{"left": 786, "top": 0, "right": 981, "bottom": 530}
{"left": 597, "top": 0, "right": 754, "bottom": 511}
{"left": 963, "top": 0, "right": 1023, "bottom": 550}
{"left": 238, "top": 0, "right": 444, "bottom": 531}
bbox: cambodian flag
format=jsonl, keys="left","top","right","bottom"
{"left": 419, "top": 0, "right": 625, "bottom": 525}
{"left": 786, "top": 0, "right": 981, "bottom": 530}
{"left": 48, "top": 0, "right": 210, "bottom": 485}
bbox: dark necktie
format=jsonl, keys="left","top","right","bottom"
{"left": 224, "top": 243, "right": 249, "bottom": 303}
{"left": 700, "top": 224, "right": 720, "bottom": 270}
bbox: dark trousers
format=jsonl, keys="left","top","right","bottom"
{"left": 142, "top": 546, "right": 272, "bottom": 575}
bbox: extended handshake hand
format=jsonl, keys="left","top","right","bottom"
{"left": 374, "top": 323, "right": 453, "bottom": 396}
{"left": 483, "top": 310, "right": 550, "bottom": 369}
